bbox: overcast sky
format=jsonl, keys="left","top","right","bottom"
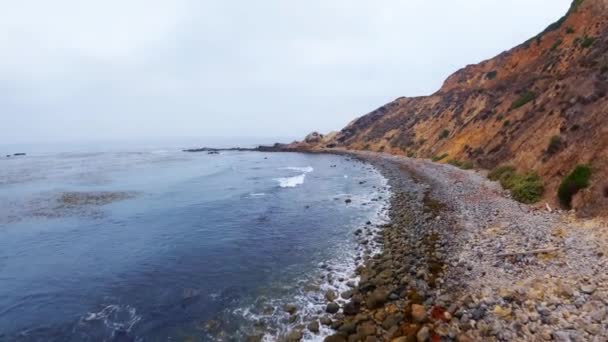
{"left": 1, "top": 0, "right": 570, "bottom": 145}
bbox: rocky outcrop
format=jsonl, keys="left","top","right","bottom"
{"left": 299, "top": 0, "right": 608, "bottom": 216}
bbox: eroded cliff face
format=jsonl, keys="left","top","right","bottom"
{"left": 299, "top": 0, "right": 608, "bottom": 216}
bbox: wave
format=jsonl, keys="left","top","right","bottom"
{"left": 275, "top": 174, "right": 306, "bottom": 188}
{"left": 281, "top": 166, "right": 314, "bottom": 173}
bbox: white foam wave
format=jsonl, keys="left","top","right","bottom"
{"left": 275, "top": 174, "right": 306, "bottom": 188}
{"left": 80, "top": 304, "right": 141, "bottom": 333}
{"left": 249, "top": 193, "right": 266, "bottom": 197}
{"left": 281, "top": 166, "right": 314, "bottom": 173}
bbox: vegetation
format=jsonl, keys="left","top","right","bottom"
{"left": 510, "top": 91, "right": 536, "bottom": 110}
{"left": 551, "top": 39, "right": 563, "bottom": 51}
{"left": 488, "top": 166, "right": 516, "bottom": 181}
{"left": 581, "top": 36, "right": 596, "bottom": 48}
{"left": 448, "top": 159, "right": 474, "bottom": 170}
{"left": 503, "top": 120, "right": 511, "bottom": 127}
{"left": 431, "top": 153, "right": 449, "bottom": 162}
{"left": 439, "top": 129, "right": 450, "bottom": 140}
{"left": 485, "top": 71, "right": 498, "bottom": 80}
{"left": 546, "top": 135, "right": 562, "bottom": 155}
{"left": 523, "top": 0, "right": 584, "bottom": 48}
{"left": 488, "top": 166, "right": 545, "bottom": 204}
{"left": 566, "top": 27, "right": 575, "bottom": 34}
{"left": 558, "top": 165, "right": 592, "bottom": 208}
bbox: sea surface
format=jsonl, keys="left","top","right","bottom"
{"left": 0, "top": 147, "right": 389, "bottom": 341}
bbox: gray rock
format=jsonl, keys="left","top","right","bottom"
{"left": 580, "top": 284, "right": 596, "bottom": 294}
{"left": 307, "top": 320, "right": 319, "bottom": 333}
{"left": 326, "top": 302, "right": 340, "bottom": 314}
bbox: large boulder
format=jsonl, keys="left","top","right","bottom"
{"left": 304, "top": 132, "right": 324, "bottom": 143}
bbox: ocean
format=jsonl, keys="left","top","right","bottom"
{"left": 0, "top": 146, "right": 389, "bottom": 341}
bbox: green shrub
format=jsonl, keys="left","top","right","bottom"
{"left": 508, "top": 173, "right": 545, "bottom": 204}
{"left": 486, "top": 71, "right": 498, "bottom": 80}
{"left": 581, "top": 36, "right": 596, "bottom": 48}
{"left": 546, "top": 135, "right": 562, "bottom": 155}
{"left": 432, "top": 153, "right": 449, "bottom": 162}
{"left": 558, "top": 165, "right": 592, "bottom": 208}
{"left": 551, "top": 39, "right": 563, "bottom": 51}
{"left": 510, "top": 91, "right": 536, "bottom": 110}
{"left": 448, "top": 159, "right": 474, "bottom": 170}
{"left": 503, "top": 120, "right": 511, "bottom": 127}
{"left": 488, "top": 166, "right": 544, "bottom": 204}
{"left": 488, "top": 165, "right": 516, "bottom": 181}
{"left": 566, "top": 27, "right": 575, "bottom": 34}
{"left": 439, "top": 129, "right": 450, "bottom": 140}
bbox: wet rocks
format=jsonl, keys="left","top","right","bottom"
{"left": 325, "top": 289, "right": 337, "bottom": 302}
{"left": 307, "top": 320, "right": 320, "bottom": 333}
{"left": 326, "top": 302, "right": 340, "bottom": 314}
{"left": 284, "top": 303, "right": 297, "bottom": 315}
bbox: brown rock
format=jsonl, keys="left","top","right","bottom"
{"left": 324, "top": 334, "right": 348, "bottom": 342}
{"left": 411, "top": 304, "right": 427, "bottom": 323}
{"left": 366, "top": 289, "right": 389, "bottom": 309}
{"left": 358, "top": 321, "right": 377, "bottom": 337}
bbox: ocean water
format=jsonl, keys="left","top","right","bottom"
{"left": 0, "top": 148, "right": 389, "bottom": 341}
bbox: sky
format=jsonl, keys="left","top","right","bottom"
{"left": 0, "top": 0, "right": 571, "bottom": 145}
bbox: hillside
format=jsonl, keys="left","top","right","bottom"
{"left": 295, "top": 0, "right": 608, "bottom": 216}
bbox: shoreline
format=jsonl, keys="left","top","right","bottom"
{"left": 282, "top": 150, "right": 608, "bottom": 341}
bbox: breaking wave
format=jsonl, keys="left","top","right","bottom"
{"left": 276, "top": 174, "right": 306, "bottom": 188}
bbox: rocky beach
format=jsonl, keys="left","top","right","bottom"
{"left": 280, "top": 151, "right": 608, "bottom": 342}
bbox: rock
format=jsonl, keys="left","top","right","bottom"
{"left": 325, "top": 289, "right": 337, "bottom": 302}
{"left": 286, "top": 329, "right": 303, "bottom": 341}
{"left": 343, "top": 301, "right": 360, "bottom": 315}
{"left": 345, "top": 199, "right": 352, "bottom": 204}
{"left": 358, "top": 321, "right": 377, "bottom": 337}
{"left": 411, "top": 304, "right": 427, "bottom": 322}
{"left": 552, "top": 330, "right": 572, "bottom": 342}
{"left": 416, "top": 326, "right": 430, "bottom": 342}
{"left": 320, "top": 316, "right": 332, "bottom": 325}
{"left": 326, "top": 302, "right": 340, "bottom": 314}
{"left": 366, "top": 289, "right": 389, "bottom": 309}
{"left": 307, "top": 320, "right": 320, "bottom": 333}
{"left": 338, "top": 322, "right": 356, "bottom": 334}
{"left": 341, "top": 290, "right": 353, "bottom": 299}
{"left": 391, "top": 337, "right": 408, "bottom": 342}
{"left": 304, "top": 131, "right": 323, "bottom": 143}
{"left": 324, "top": 334, "right": 347, "bottom": 342}
{"left": 580, "top": 284, "right": 596, "bottom": 294}
{"left": 285, "top": 304, "right": 297, "bottom": 315}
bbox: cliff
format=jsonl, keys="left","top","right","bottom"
{"left": 296, "top": 0, "right": 608, "bottom": 216}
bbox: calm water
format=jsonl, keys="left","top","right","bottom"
{"left": 0, "top": 148, "right": 388, "bottom": 341}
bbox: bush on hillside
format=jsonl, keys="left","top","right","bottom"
{"left": 546, "top": 135, "right": 562, "bottom": 155}
{"left": 488, "top": 166, "right": 516, "bottom": 181}
{"left": 581, "top": 36, "right": 596, "bottom": 48}
{"left": 448, "top": 159, "right": 474, "bottom": 170}
{"left": 488, "top": 166, "right": 544, "bottom": 204}
{"left": 558, "top": 165, "right": 592, "bottom": 208}
{"left": 510, "top": 91, "right": 536, "bottom": 110}
{"left": 432, "top": 153, "right": 449, "bottom": 162}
